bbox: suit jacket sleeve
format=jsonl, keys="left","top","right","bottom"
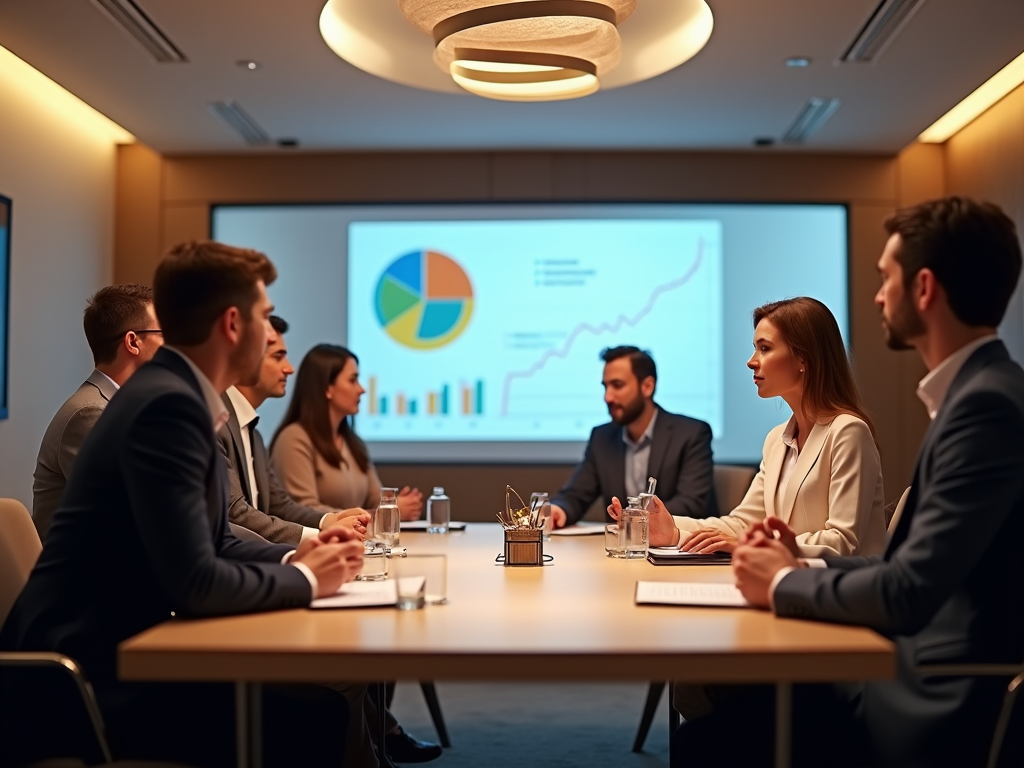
{"left": 217, "top": 428, "right": 312, "bottom": 545}
{"left": 661, "top": 420, "right": 715, "bottom": 519}
{"left": 793, "top": 418, "right": 881, "bottom": 558}
{"left": 56, "top": 405, "right": 104, "bottom": 479}
{"left": 271, "top": 426, "right": 335, "bottom": 515}
{"left": 122, "top": 392, "right": 312, "bottom": 615}
{"left": 774, "top": 389, "right": 1024, "bottom": 635}
{"left": 551, "top": 429, "right": 603, "bottom": 526}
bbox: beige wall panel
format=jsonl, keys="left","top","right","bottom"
{"left": 897, "top": 142, "right": 946, "bottom": 207}
{"left": 161, "top": 205, "right": 212, "bottom": 255}
{"left": 946, "top": 83, "right": 1024, "bottom": 363}
{"left": 376, "top": 465, "right": 585, "bottom": 523}
{"left": 114, "top": 143, "right": 162, "bottom": 285}
{"left": 554, "top": 153, "right": 897, "bottom": 203}
{"left": 849, "top": 204, "right": 911, "bottom": 498}
{"left": 490, "top": 153, "right": 554, "bottom": 199}
{"left": 163, "top": 153, "right": 493, "bottom": 204}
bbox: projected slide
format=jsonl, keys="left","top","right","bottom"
{"left": 348, "top": 220, "right": 723, "bottom": 441}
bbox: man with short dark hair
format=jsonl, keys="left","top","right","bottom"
{"left": 32, "top": 283, "right": 163, "bottom": 539}
{"left": 677, "top": 197, "right": 1024, "bottom": 768}
{"left": 3, "top": 241, "right": 365, "bottom": 767}
{"left": 550, "top": 345, "right": 716, "bottom": 528}
{"left": 221, "top": 315, "right": 369, "bottom": 544}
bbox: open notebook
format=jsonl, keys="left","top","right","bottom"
{"left": 635, "top": 581, "right": 750, "bottom": 608}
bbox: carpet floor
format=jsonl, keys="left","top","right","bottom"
{"left": 389, "top": 681, "right": 671, "bottom": 767}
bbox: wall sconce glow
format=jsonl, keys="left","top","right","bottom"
{"left": 919, "top": 49, "right": 1024, "bottom": 143}
{"left": 0, "top": 45, "right": 134, "bottom": 144}
{"left": 319, "top": 0, "right": 713, "bottom": 102}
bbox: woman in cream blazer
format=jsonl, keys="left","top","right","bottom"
{"left": 635, "top": 297, "right": 886, "bottom": 558}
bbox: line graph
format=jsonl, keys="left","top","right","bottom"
{"left": 499, "top": 239, "right": 706, "bottom": 415}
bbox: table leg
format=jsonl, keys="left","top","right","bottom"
{"left": 235, "top": 682, "right": 248, "bottom": 768}
{"left": 774, "top": 682, "right": 791, "bottom": 768}
{"left": 235, "top": 682, "right": 263, "bottom": 768}
{"left": 376, "top": 681, "right": 387, "bottom": 758}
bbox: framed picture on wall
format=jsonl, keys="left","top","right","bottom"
{"left": 0, "top": 194, "right": 9, "bottom": 419}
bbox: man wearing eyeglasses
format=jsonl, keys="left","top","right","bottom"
{"left": 32, "top": 284, "right": 163, "bottom": 540}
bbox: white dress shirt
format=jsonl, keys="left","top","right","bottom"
{"left": 768, "top": 334, "right": 1001, "bottom": 609}
{"left": 162, "top": 349, "right": 317, "bottom": 594}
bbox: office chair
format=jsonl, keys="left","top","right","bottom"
{"left": 632, "top": 464, "right": 757, "bottom": 752}
{"left": 0, "top": 499, "right": 196, "bottom": 768}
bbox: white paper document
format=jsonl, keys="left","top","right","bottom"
{"left": 635, "top": 581, "right": 751, "bottom": 608}
{"left": 310, "top": 579, "right": 398, "bottom": 609}
{"left": 550, "top": 522, "right": 605, "bottom": 536}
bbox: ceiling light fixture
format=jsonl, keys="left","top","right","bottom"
{"left": 236, "top": 60, "right": 260, "bottom": 70}
{"left": 319, "top": 0, "right": 714, "bottom": 102}
{"left": 919, "top": 49, "right": 1024, "bottom": 143}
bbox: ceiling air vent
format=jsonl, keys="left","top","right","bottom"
{"left": 840, "top": 0, "right": 927, "bottom": 64}
{"left": 782, "top": 97, "right": 841, "bottom": 144}
{"left": 90, "top": 0, "right": 187, "bottom": 63}
{"left": 207, "top": 101, "right": 272, "bottom": 146}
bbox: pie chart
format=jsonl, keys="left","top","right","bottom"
{"left": 375, "top": 250, "right": 474, "bottom": 350}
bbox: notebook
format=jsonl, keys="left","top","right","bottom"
{"left": 646, "top": 547, "right": 731, "bottom": 565}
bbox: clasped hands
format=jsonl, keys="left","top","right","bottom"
{"left": 732, "top": 517, "right": 803, "bottom": 609}
{"left": 293, "top": 524, "right": 365, "bottom": 598}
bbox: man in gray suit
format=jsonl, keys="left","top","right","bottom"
{"left": 550, "top": 345, "right": 716, "bottom": 528}
{"left": 679, "top": 198, "right": 1024, "bottom": 768}
{"left": 218, "top": 315, "right": 369, "bottom": 544}
{"left": 32, "top": 284, "right": 162, "bottom": 540}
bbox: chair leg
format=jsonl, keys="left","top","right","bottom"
{"left": 419, "top": 682, "right": 451, "bottom": 748}
{"left": 633, "top": 681, "right": 666, "bottom": 753}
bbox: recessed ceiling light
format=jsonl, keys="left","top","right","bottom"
{"left": 785, "top": 57, "right": 811, "bottom": 68}
{"left": 236, "top": 60, "right": 259, "bottom": 70}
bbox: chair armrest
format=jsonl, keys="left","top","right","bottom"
{"left": 0, "top": 652, "right": 113, "bottom": 764}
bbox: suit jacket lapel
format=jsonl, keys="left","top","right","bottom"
{"left": 778, "top": 418, "right": 831, "bottom": 524}
{"left": 883, "top": 340, "right": 1008, "bottom": 557}
{"left": 220, "top": 393, "right": 255, "bottom": 507}
{"left": 605, "top": 428, "right": 627, "bottom": 500}
{"left": 645, "top": 410, "right": 672, "bottom": 483}
{"left": 762, "top": 430, "right": 788, "bottom": 519}
{"left": 252, "top": 428, "right": 271, "bottom": 513}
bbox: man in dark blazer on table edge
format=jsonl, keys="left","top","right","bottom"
{"left": 550, "top": 345, "right": 717, "bottom": 528}
{"left": 2, "top": 241, "right": 365, "bottom": 767}
{"left": 679, "top": 197, "right": 1024, "bottom": 768}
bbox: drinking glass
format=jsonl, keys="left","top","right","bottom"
{"left": 356, "top": 546, "right": 388, "bottom": 581}
{"left": 530, "top": 491, "right": 551, "bottom": 540}
{"left": 618, "top": 496, "right": 650, "bottom": 559}
{"left": 605, "top": 523, "right": 626, "bottom": 558}
{"left": 392, "top": 554, "right": 447, "bottom": 609}
{"left": 375, "top": 487, "right": 401, "bottom": 549}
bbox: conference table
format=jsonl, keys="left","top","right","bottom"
{"left": 119, "top": 524, "right": 894, "bottom": 768}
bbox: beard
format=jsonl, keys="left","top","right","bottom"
{"left": 230, "top": 320, "right": 265, "bottom": 387}
{"left": 882, "top": 292, "right": 926, "bottom": 351}
{"left": 609, "top": 392, "right": 647, "bottom": 426}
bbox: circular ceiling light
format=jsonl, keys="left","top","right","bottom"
{"left": 320, "top": 0, "right": 713, "bottom": 102}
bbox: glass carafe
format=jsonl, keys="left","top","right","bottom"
{"left": 375, "top": 487, "right": 401, "bottom": 549}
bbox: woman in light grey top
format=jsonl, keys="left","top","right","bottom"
{"left": 270, "top": 344, "right": 423, "bottom": 518}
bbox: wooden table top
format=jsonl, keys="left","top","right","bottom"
{"left": 120, "top": 524, "right": 894, "bottom": 684}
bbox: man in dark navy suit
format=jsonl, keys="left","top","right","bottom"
{"left": 676, "top": 198, "right": 1024, "bottom": 768}
{"left": 2, "top": 241, "right": 365, "bottom": 767}
{"left": 550, "top": 345, "right": 717, "bottom": 527}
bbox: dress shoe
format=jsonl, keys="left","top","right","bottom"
{"left": 384, "top": 726, "right": 443, "bottom": 763}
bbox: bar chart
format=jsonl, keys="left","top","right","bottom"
{"left": 368, "top": 377, "right": 484, "bottom": 417}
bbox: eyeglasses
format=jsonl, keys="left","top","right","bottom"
{"left": 110, "top": 329, "right": 163, "bottom": 340}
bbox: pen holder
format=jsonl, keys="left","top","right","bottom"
{"left": 503, "top": 527, "right": 544, "bottom": 567}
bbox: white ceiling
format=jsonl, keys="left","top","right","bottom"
{"left": 1, "top": 0, "right": 1022, "bottom": 154}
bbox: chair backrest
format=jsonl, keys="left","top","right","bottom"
{"left": 0, "top": 498, "right": 43, "bottom": 627}
{"left": 886, "top": 486, "right": 912, "bottom": 532}
{"left": 228, "top": 521, "right": 271, "bottom": 544}
{"left": 713, "top": 464, "right": 757, "bottom": 517}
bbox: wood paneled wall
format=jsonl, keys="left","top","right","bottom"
{"left": 945, "top": 83, "right": 1024, "bottom": 363}
{"left": 115, "top": 145, "right": 944, "bottom": 520}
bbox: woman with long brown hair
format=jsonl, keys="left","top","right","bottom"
{"left": 629, "top": 296, "right": 886, "bottom": 557}
{"left": 270, "top": 344, "right": 423, "bottom": 519}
